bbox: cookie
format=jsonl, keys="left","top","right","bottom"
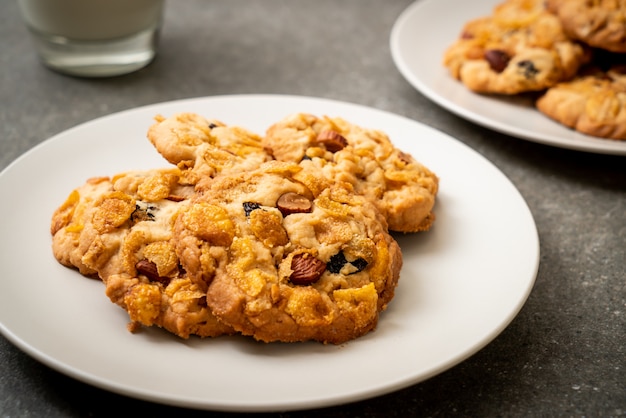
{"left": 51, "top": 168, "right": 234, "bottom": 338}
{"left": 52, "top": 113, "right": 440, "bottom": 343}
{"left": 147, "top": 112, "right": 271, "bottom": 189}
{"left": 263, "top": 113, "right": 439, "bottom": 233}
{"left": 536, "top": 66, "right": 626, "bottom": 139}
{"left": 51, "top": 175, "right": 121, "bottom": 278}
{"left": 443, "top": 0, "right": 590, "bottom": 94}
{"left": 174, "top": 161, "right": 403, "bottom": 344}
{"left": 546, "top": 0, "right": 626, "bottom": 53}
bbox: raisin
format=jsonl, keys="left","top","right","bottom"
{"left": 327, "top": 251, "right": 368, "bottom": 274}
{"left": 327, "top": 252, "right": 348, "bottom": 274}
{"left": 350, "top": 258, "right": 368, "bottom": 273}
{"left": 611, "top": 65, "right": 626, "bottom": 75}
{"left": 517, "top": 60, "right": 539, "bottom": 78}
{"left": 243, "top": 202, "right": 262, "bottom": 217}
{"left": 130, "top": 202, "right": 157, "bottom": 223}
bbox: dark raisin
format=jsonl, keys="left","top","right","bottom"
{"left": 484, "top": 49, "right": 510, "bottom": 73}
{"left": 327, "top": 252, "right": 348, "bottom": 274}
{"left": 350, "top": 258, "right": 368, "bottom": 273}
{"left": 518, "top": 60, "right": 539, "bottom": 78}
{"left": 611, "top": 64, "right": 626, "bottom": 75}
{"left": 327, "top": 251, "right": 368, "bottom": 274}
{"left": 130, "top": 204, "right": 141, "bottom": 222}
{"left": 243, "top": 202, "right": 262, "bottom": 217}
{"left": 208, "top": 123, "right": 218, "bottom": 129}
{"left": 130, "top": 202, "right": 157, "bottom": 223}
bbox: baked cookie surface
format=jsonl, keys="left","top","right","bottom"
{"left": 174, "top": 161, "right": 403, "bottom": 344}
{"left": 147, "top": 112, "right": 271, "bottom": 189}
{"left": 536, "top": 66, "right": 626, "bottom": 139}
{"left": 443, "top": 0, "right": 590, "bottom": 94}
{"left": 263, "top": 113, "right": 439, "bottom": 233}
{"left": 51, "top": 168, "right": 234, "bottom": 338}
{"left": 148, "top": 112, "right": 439, "bottom": 233}
{"left": 546, "top": 0, "right": 626, "bottom": 53}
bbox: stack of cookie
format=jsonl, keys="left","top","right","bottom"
{"left": 50, "top": 113, "right": 438, "bottom": 344}
{"left": 443, "top": 0, "right": 626, "bottom": 140}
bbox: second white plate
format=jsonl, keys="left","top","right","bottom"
{"left": 390, "top": 0, "right": 626, "bottom": 155}
{"left": 0, "top": 95, "right": 539, "bottom": 412}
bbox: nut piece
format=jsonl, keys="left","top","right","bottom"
{"left": 397, "top": 150, "right": 413, "bottom": 165}
{"left": 277, "top": 192, "right": 312, "bottom": 216}
{"left": 289, "top": 253, "right": 326, "bottom": 285}
{"left": 136, "top": 259, "right": 169, "bottom": 285}
{"left": 166, "top": 194, "right": 186, "bottom": 202}
{"left": 484, "top": 49, "right": 510, "bottom": 73}
{"left": 315, "top": 130, "right": 348, "bottom": 152}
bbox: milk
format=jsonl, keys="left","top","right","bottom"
{"left": 18, "top": 0, "right": 164, "bottom": 41}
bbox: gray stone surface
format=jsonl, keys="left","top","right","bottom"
{"left": 1, "top": 0, "right": 624, "bottom": 416}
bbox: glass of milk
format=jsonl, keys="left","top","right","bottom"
{"left": 18, "top": 0, "right": 165, "bottom": 77}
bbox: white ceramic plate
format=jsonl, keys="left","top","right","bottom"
{"left": 390, "top": 0, "right": 626, "bottom": 156}
{"left": 0, "top": 95, "right": 539, "bottom": 412}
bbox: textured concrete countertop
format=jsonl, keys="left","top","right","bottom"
{"left": 1, "top": 1, "right": 624, "bottom": 416}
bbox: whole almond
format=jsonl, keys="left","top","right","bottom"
{"left": 277, "top": 192, "right": 312, "bottom": 216}
{"left": 289, "top": 253, "right": 326, "bottom": 285}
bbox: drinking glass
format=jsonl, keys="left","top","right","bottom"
{"left": 18, "top": 0, "right": 165, "bottom": 77}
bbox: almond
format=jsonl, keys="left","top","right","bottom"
{"left": 277, "top": 192, "right": 312, "bottom": 216}
{"left": 289, "top": 253, "right": 326, "bottom": 285}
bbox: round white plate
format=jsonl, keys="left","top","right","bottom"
{"left": 390, "top": 0, "right": 626, "bottom": 156}
{"left": 0, "top": 95, "right": 539, "bottom": 412}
